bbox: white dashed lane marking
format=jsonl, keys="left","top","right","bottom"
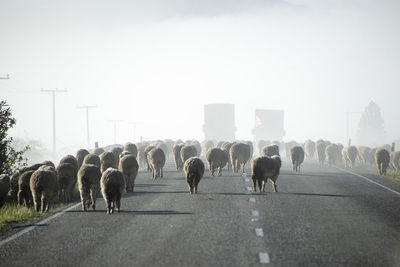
{"left": 245, "top": 178, "right": 250, "bottom": 182}
{"left": 246, "top": 186, "right": 253, "bottom": 192}
{"left": 259, "top": 252, "right": 270, "bottom": 264}
{"left": 252, "top": 210, "right": 260, "bottom": 217}
{"left": 249, "top": 197, "right": 256, "bottom": 203}
{"left": 255, "top": 228, "right": 264, "bottom": 237}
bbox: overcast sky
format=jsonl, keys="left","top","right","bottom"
{"left": 1, "top": 0, "right": 399, "bottom": 153}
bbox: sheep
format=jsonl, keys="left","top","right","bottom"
{"left": 221, "top": 142, "right": 234, "bottom": 170}
{"left": 216, "top": 141, "right": 225, "bottom": 148}
{"left": 336, "top": 144, "right": 344, "bottom": 163}
{"left": 59, "top": 155, "right": 79, "bottom": 172}
{"left": 251, "top": 155, "right": 281, "bottom": 193}
{"left": 82, "top": 153, "right": 101, "bottom": 168}
{"left": 285, "top": 141, "right": 298, "bottom": 159}
{"left": 316, "top": 140, "right": 327, "bottom": 165}
{"left": 304, "top": 139, "right": 315, "bottom": 160}
{"left": 30, "top": 168, "right": 58, "bottom": 212}
{"left": 245, "top": 140, "right": 254, "bottom": 162}
{"left": 137, "top": 143, "right": 148, "bottom": 168}
{"left": 110, "top": 146, "right": 123, "bottom": 168}
{"left": 290, "top": 146, "right": 305, "bottom": 172}
{"left": 369, "top": 148, "right": 378, "bottom": 166}
{"left": 99, "top": 151, "right": 117, "bottom": 173}
{"left": 261, "top": 145, "right": 280, "bottom": 157}
{"left": 123, "top": 142, "right": 138, "bottom": 158}
{"left": 230, "top": 142, "right": 251, "bottom": 173}
{"left": 202, "top": 140, "right": 215, "bottom": 156}
{"left": 155, "top": 142, "right": 169, "bottom": 158}
{"left": 325, "top": 144, "right": 339, "bottom": 166}
{"left": 42, "top": 160, "right": 55, "bottom": 168}
{"left": 0, "top": 174, "right": 10, "bottom": 208}
{"left": 9, "top": 171, "right": 20, "bottom": 199}
{"left": 357, "top": 146, "right": 371, "bottom": 165}
{"left": 147, "top": 148, "right": 166, "bottom": 179}
{"left": 56, "top": 162, "right": 77, "bottom": 202}
{"left": 180, "top": 145, "right": 197, "bottom": 167}
{"left": 76, "top": 149, "right": 89, "bottom": 170}
{"left": 375, "top": 148, "right": 390, "bottom": 176}
{"left": 173, "top": 143, "right": 184, "bottom": 171}
{"left": 91, "top": 147, "right": 105, "bottom": 156}
{"left": 390, "top": 151, "right": 400, "bottom": 172}
{"left": 78, "top": 164, "right": 102, "bottom": 211}
{"left": 257, "top": 140, "right": 269, "bottom": 154}
{"left": 100, "top": 168, "right": 125, "bottom": 214}
{"left": 17, "top": 170, "right": 35, "bottom": 208}
{"left": 190, "top": 140, "right": 202, "bottom": 157}
{"left": 144, "top": 145, "right": 156, "bottom": 171}
{"left": 206, "top": 147, "right": 229, "bottom": 176}
{"left": 184, "top": 157, "right": 205, "bottom": 194}
{"left": 119, "top": 154, "right": 139, "bottom": 192}
{"left": 342, "top": 146, "right": 358, "bottom": 168}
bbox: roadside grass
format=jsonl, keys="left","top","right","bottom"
{"left": 0, "top": 186, "right": 80, "bottom": 231}
{"left": 385, "top": 170, "right": 400, "bottom": 183}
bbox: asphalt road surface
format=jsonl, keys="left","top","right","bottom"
{"left": 1, "top": 158, "right": 399, "bottom": 266}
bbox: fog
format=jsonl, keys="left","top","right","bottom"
{"left": 1, "top": 0, "right": 399, "bottom": 157}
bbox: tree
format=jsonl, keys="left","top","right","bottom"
{"left": 356, "top": 101, "right": 386, "bottom": 146}
{"left": 0, "top": 101, "right": 29, "bottom": 175}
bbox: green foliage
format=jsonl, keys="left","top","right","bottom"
{"left": 0, "top": 100, "right": 29, "bottom": 175}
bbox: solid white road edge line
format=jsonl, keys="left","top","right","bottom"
{"left": 334, "top": 166, "right": 400, "bottom": 197}
{"left": 259, "top": 252, "right": 270, "bottom": 264}
{"left": 0, "top": 202, "right": 81, "bottom": 247}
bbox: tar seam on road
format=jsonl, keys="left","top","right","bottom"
{"left": 0, "top": 202, "right": 81, "bottom": 248}
{"left": 259, "top": 252, "right": 270, "bottom": 264}
{"left": 334, "top": 166, "right": 400, "bottom": 197}
{"left": 255, "top": 228, "right": 264, "bottom": 237}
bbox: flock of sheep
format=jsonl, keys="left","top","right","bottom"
{"left": 0, "top": 138, "right": 398, "bottom": 215}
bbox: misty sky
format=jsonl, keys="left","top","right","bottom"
{"left": 1, "top": 0, "right": 399, "bottom": 152}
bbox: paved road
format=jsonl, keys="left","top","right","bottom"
{"left": 1, "top": 159, "right": 399, "bottom": 266}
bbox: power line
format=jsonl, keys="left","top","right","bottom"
{"left": 77, "top": 105, "right": 97, "bottom": 150}
{"left": 41, "top": 88, "right": 67, "bottom": 155}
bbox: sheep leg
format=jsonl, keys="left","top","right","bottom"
{"left": 272, "top": 181, "right": 278, "bottom": 192}
{"left": 41, "top": 194, "right": 49, "bottom": 213}
{"left": 258, "top": 179, "right": 264, "bottom": 192}
{"left": 17, "top": 190, "right": 24, "bottom": 207}
{"left": 160, "top": 167, "right": 163, "bottom": 178}
{"left": 252, "top": 176, "right": 257, "bottom": 192}
{"left": 33, "top": 192, "right": 41, "bottom": 212}
{"left": 116, "top": 194, "right": 121, "bottom": 213}
{"left": 218, "top": 167, "right": 222, "bottom": 176}
{"left": 80, "top": 189, "right": 87, "bottom": 211}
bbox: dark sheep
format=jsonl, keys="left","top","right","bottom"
{"left": 76, "top": 149, "right": 90, "bottom": 170}
{"left": 18, "top": 170, "right": 35, "bottom": 208}
{"left": 261, "top": 145, "right": 280, "bottom": 157}
{"left": 78, "top": 164, "right": 102, "bottom": 211}
{"left": 91, "top": 147, "right": 105, "bottom": 156}
{"left": 375, "top": 148, "right": 390, "bottom": 176}
{"left": 119, "top": 154, "right": 139, "bottom": 192}
{"left": 180, "top": 145, "right": 197, "bottom": 167}
{"left": 56, "top": 162, "right": 77, "bottom": 202}
{"left": 100, "top": 168, "right": 125, "bottom": 214}
{"left": 173, "top": 143, "right": 184, "bottom": 171}
{"left": 30, "top": 168, "right": 58, "bottom": 212}
{"left": 144, "top": 145, "right": 156, "bottom": 171}
{"left": 184, "top": 157, "right": 205, "bottom": 194}
{"left": 290, "top": 146, "right": 305, "bottom": 172}
{"left": 123, "top": 142, "right": 138, "bottom": 158}
{"left": 83, "top": 153, "right": 101, "bottom": 169}
{"left": 206, "top": 147, "right": 228, "bottom": 176}
{"left": 0, "top": 174, "right": 10, "bottom": 208}
{"left": 99, "top": 152, "right": 117, "bottom": 173}
{"left": 251, "top": 155, "right": 281, "bottom": 192}
{"left": 59, "top": 155, "right": 79, "bottom": 172}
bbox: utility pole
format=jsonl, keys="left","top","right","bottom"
{"left": 346, "top": 111, "right": 362, "bottom": 145}
{"left": 77, "top": 105, "right": 97, "bottom": 149}
{"left": 0, "top": 74, "right": 10, "bottom": 79}
{"left": 108, "top": 120, "right": 123, "bottom": 144}
{"left": 41, "top": 88, "right": 67, "bottom": 155}
{"left": 127, "top": 122, "right": 142, "bottom": 142}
